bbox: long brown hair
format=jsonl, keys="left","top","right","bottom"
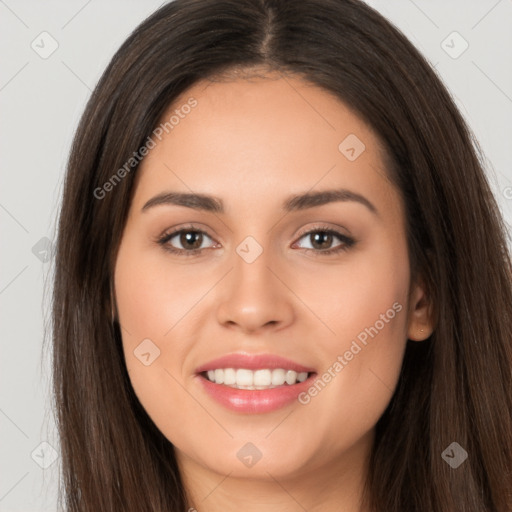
{"left": 49, "top": 0, "right": 512, "bottom": 510}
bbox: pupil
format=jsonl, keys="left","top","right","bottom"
{"left": 181, "top": 231, "right": 202, "bottom": 249}
{"left": 312, "top": 232, "right": 332, "bottom": 250}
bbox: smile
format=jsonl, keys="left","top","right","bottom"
{"left": 203, "top": 368, "right": 310, "bottom": 389}
{"left": 195, "top": 353, "right": 317, "bottom": 413}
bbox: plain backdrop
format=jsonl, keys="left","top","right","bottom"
{"left": 0, "top": 0, "right": 511, "bottom": 510}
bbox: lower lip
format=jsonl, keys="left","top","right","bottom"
{"left": 196, "top": 373, "right": 316, "bottom": 414}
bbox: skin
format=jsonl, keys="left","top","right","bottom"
{"left": 114, "top": 70, "right": 434, "bottom": 512}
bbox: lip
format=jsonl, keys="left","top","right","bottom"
{"left": 195, "top": 352, "right": 316, "bottom": 373}
{"left": 194, "top": 352, "right": 317, "bottom": 414}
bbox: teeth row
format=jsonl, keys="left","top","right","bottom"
{"left": 205, "top": 368, "right": 309, "bottom": 388}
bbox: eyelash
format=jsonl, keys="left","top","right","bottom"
{"left": 156, "top": 224, "right": 356, "bottom": 257}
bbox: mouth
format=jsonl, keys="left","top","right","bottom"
{"left": 200, "top": 368, "right": 312, "bottom": 389}
{"left": 194, "top": 353, "right": 317, "bottom": 413}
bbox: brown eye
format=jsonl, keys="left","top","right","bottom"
{"left": 294, "top": 228, "right": 355, "bottom": 255}
{"left": 157, "top": 228, "right": 216, "bottom": 256}
{"left": 309, "top": 231, "right": 335, "bottom": 250}
{"left": 178, "top": 231, "right": 204, "bottom": 250}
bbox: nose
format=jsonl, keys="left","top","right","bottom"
{"left": 216, "top": 245, "right": 295, "bottom": 334}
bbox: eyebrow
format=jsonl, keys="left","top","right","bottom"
{"left": 141, "top": 188, "right": 378, "bottom": 216}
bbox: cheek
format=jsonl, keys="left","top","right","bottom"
{"left": 113, "top": 239, "right": 193, "bottom": 413}
{"left": 293, "top": 245, "right": 410, "bottom": 427}
{"left": 114, "top": 236, "right": 227, "bottom": 430}
{"left": 114, "top": 236, "right": 206, "bottom": 340}
{"left": 291, "top": 241, "right": 409, "bottom": 350}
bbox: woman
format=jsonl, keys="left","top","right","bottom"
{"left": 50, "top": 0, "right": 512, "bottom": 510}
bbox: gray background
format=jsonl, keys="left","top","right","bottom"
{"left": 1, "top": 1, "right": 511, "bottom": 510}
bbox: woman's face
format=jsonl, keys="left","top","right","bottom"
{"left": 114, "top": 72, "right": 431, "bottom": 485}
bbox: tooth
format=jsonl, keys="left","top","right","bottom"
{"left": 223, "top": 368, "right": 236, "bottom": 385}
{"left": 271, "top": 369, "right": 286, "bottom": 386}
{"left": 205, "top": 368, "right": 310, "bottom": 387}
{"left": 297, "top": 372, "right": 308, "bottom": 382}
{"left": 214, "top": 369, "right": 224, "bottom": 384}
{"left": 253, "top": 369, "right": 272, "bottom": 386}
{"left": 285, "top": 370, "right": 298, "bottom": 385}
{"left": 236, "top": 368, "right": 253, "bottom": 386}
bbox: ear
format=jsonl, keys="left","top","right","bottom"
{"left": 407, "top": 275, "right": 435, "bottom": 341}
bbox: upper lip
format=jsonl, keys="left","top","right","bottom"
{"left": 195, "top": 352, "right": 316, "bottom": 374}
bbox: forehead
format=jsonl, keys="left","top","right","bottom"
{"left": 160, "top": 73, "right": 381, "bottom": 158}
{"left": 133, "top": 74, "right": 396, "bottom": 219}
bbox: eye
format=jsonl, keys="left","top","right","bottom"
{"left": 156, "top": 224, "right": 356, "bottom": 257}
{"left": 293, "top": 226, "right": 355, "bottom": 255}
{"left": 156, "top": 225, "right": 218, "bottom": 256}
